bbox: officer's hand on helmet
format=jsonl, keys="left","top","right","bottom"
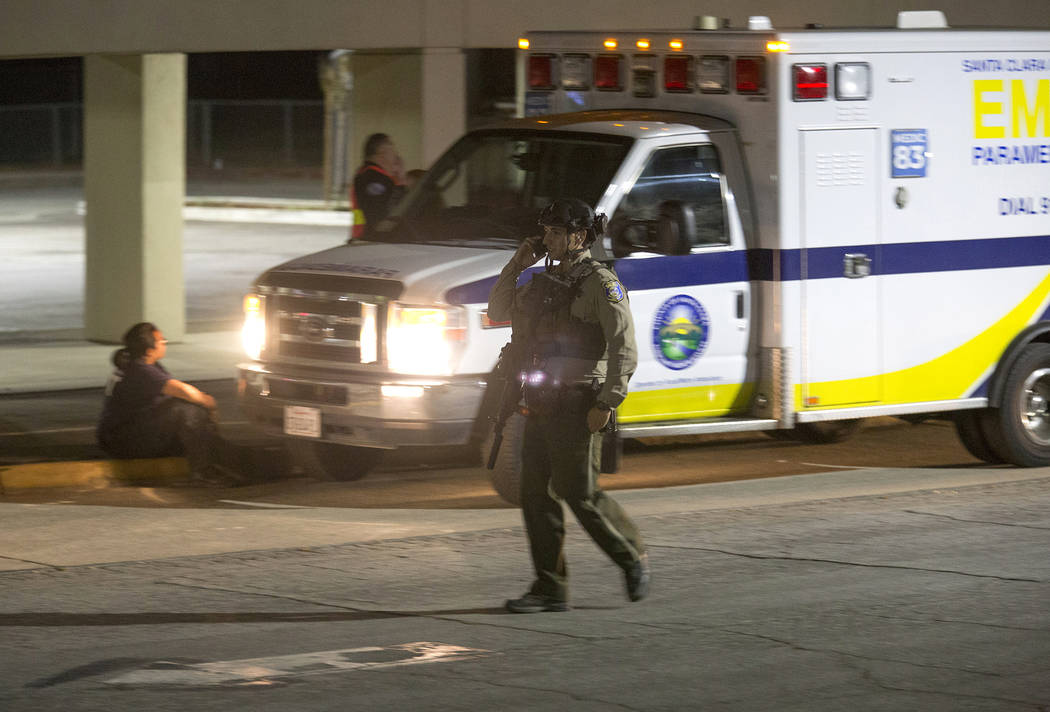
{"left": 587, "top": 406, "right": 612, "bottom": 433}
{"left": 512, "top": 236, "right": 545, "bottom": 269}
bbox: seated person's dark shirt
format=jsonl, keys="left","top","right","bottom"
{"left": 97, "top": 360, "right": 171, "bottom": 441}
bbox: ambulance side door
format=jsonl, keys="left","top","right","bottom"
{"left": 605, "top": 136, "right": 752, "bottom": 422}
{"left": 799, "top": 127, "right": 882, "bottom": 408}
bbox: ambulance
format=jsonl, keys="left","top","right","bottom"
{"left": 237, "top": 11, "right": 1050, "bottom": 502}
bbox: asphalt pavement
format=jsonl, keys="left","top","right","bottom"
{"left": 2, "top": 467, "right": 1048, "bottom": 710}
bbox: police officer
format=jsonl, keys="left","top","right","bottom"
{"left": 349, "top": 133, "right": 405, "bottom": 240}
{"left": 487, "top": 198, "right": 650, "bottom": 613}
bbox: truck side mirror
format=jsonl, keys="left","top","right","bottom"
{"left": 654, "top": 201, "right": 696, "bottom": 256}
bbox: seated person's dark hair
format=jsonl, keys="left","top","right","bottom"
{"left": 122, "top": 321, "right": 159, "bottom": 360}
{"left": 111, "top": 347, "right": 131, "bottom": 371}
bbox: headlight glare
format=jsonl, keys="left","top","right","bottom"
{"left": 241, "top": 294, "right": 266, "bottom": 360}
{"left": 386, "top": 304, "right": 467, "bottom": 375}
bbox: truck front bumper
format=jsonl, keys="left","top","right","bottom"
{"left": 236, "top": 363, "right": 488, "bottom": 449}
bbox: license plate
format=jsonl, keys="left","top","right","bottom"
{"left": 284, "top": 405, "right": 321, "bottom": 438}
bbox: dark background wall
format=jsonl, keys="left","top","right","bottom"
{"left": 0, "top": 49, "right": 515, "bottom": 170}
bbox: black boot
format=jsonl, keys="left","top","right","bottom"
{"left": 624, "top": 553, "right": 651, "bottom": 602}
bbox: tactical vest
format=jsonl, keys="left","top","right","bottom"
{"left": 518, "top": 258, "right": 608, "bottom": 366}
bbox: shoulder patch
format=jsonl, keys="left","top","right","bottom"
{"left": 366, "top": 181, "right": 388, "bottom": 196}
{"left": 603, "top": 279, "right": 626, "bottom": 303}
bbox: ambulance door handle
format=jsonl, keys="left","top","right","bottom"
{"left": 843, "top": 253, "right": 872, "bottom": 279}
{"left": 735, "top": 291, "right": 745, "bottom": 318}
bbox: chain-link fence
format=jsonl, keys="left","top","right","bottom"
{"left": 0, "top": 99, "right": 323, "bottom": 168}
{"left": 186, "top": 100, "right": 323, "bottom": 168}
{"left": 0, "top": 103, "right": 82, "bottom": 165}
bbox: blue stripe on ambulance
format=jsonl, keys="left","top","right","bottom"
{"left": 446, "top": 234, "right": 1050, "bottom": 305}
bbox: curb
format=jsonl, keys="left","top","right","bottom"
{"left": 0, "top": 457, "right": 189, "bottom": 490}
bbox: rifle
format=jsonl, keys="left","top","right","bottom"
{"left": 486, "top": 341, "right": 525, "bottom": 469}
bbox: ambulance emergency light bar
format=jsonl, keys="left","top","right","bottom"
{"left": 523, "top": 40, "right": 871, "bottom": 101}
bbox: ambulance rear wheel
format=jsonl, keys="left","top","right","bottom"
{"left": 285, "top": 439, "right": 384, "bottom": 481}
{"left": 952, "top": 409, "right": 1005, "bottom": 464}
{"left": 988, "top": 343, "right": 1050, "bottom": 467}
{"left": 484, "top": 412, "right": 525, "bottom": 506}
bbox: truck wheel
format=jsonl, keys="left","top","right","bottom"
{"left": 484, "top": 412, "right": 525, "bottom": 506}
{"left": 952, "top": 409, "right": 1005, "bottom": 464}
{"left": 986, "top": 343, "right": 1050, "bottom": 467}
{"left": 764, "top": 419, "right": 861, "bottom": 444}
{"left": 285, "top": 439, "right": 384, "bottom": 481}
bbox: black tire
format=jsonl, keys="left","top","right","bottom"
{"left": 285, "top": 439, "right": 384, "bottom": 481}
{"left": 953, "top": 409, "right": 1005, "bottom": 464}
{"left": 985, "top": 343, "right": 1050, "bottom": 467}
{"left": 763, "top": 419, "right": 861, "bottom": 444}
{"left": 484, "top": 412, "right": 525, "bottom": 506}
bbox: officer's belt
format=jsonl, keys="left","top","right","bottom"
{"left": 523, "top": 381, "right": 597, "bottom": 416}
{"left": 530, "top": 341, "right": 605, "bottom": 361}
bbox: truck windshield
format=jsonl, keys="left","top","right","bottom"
{"left": 370, "top": 129, "right": 632, "bottom": 248}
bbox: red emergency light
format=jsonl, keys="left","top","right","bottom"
{"left": 594, "top": 55, "right": 623, "bottom": 90}
{"left": 664, "top": 55, "right": 691, "bottom": 92}
{"left": 793, "top": 64, "right": 828, "bottom": 100}
{"left": 735, "top": 57, "right": 765, "bottom": 94}
{"left": 528, "top": 54, "right": 556, "bottom": 89}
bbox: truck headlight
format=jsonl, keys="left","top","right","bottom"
{"left": 387, "top": 303, "right": 466, "bottom": 375}
{"left": 241, "top": 294, "right": 266, "bottom": 360}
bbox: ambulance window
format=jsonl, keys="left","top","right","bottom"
{"left": 613, "top": 144, "right": 727, "bottom": 251}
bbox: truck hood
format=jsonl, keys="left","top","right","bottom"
{"left": 257, "top": 241, "right": 514, "bottom": 306}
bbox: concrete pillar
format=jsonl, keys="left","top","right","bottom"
{"left": 83, "top": 53, "right": 186, "bottom": 343}
{"left": 349, "top": 49, "right": 465, "bottom": 179}
{"left": 421, "top": 49, "right": 466, "bottom": 165}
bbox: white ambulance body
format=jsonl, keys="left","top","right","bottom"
{"left": 238, "top": 12, "right": 1050, "bottom": 500}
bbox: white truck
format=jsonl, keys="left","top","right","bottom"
{"left": 237, "top": 11, "right": 1050, "bottom": 502}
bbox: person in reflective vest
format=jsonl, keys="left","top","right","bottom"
{"left": 349, "top": 133, "right": 405, "bottom": 240}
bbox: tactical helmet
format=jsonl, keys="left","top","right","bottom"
{"left": 538, "top": 198, "right": 607, "bottom": 240}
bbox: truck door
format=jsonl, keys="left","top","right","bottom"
{"left": 800, "top": 128, "right": 882, "bottom": 408}
{"left": 608, "top": 135, "right": 751, "bottom": 422}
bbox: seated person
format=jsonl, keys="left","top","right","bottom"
{"left": 96, "top": 322, "right": 239, "bottom": 487}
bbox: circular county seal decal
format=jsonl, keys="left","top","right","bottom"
{"left": 652, "top": 294, "right": 710, "bottom": 370}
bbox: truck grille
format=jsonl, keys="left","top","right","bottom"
{"left": 259, "top": 285, "right": 395, "bottom": 368}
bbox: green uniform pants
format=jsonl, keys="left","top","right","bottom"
{"left": 520, "top": 408, "right": 645, "bottom": 602}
